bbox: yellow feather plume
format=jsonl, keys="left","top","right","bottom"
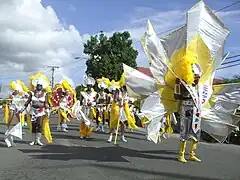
{"left": 119, "top": 73, "right": 125, "bottom": 87}
{"left": 173, "top": 50, "right": 196, "bottom": 85}
{"left": 16, "top": 80, "right": 29, "bottom": 92}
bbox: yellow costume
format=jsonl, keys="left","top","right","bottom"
{"left": 51, "top": 80, "right": 77, "bottom": 132}
{"left": 25, "top": 73, "right": 52, "bottom": 145}
{"left": 79, "top": 75, "right": 96, "bottom": 138}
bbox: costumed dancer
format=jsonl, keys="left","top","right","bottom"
{"left": 174, "top": 64, "right": 202, "bottom": 163}
{"left": 107, "top": 79, "right": 138, "bottom": 143}
{"left": 52, "top": 80, "right": 76, "bottom": 132}
{"left": 95, "top": 77, "right": 110, "bottom": 132}
{"left": 23, "top": 73, "right": 52, "bottom": 146}
{"left": 119, "top": 74, "right": 139, "bottom": 133}
{"left": 4, "top": 80, "right": 29, "bottom": 146}
{"left": 79, "top": 75, "right": 96, "bottom": 139}
{"left": 124, "top": 1, "right": 232, "bottom": 163}
{"left": 107, "top": 80, "right": 127, "bottom": 143}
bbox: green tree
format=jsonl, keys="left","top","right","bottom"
{"left": 75, "top": 84, "right": 85, "bottom": 100}
{"left": 222, "top": 75, "right": 240, "bottom": 84}
{"left": 84, "top": 31, "right": 138, "bottom": 80}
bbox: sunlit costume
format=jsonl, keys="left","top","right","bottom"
{"left": 95, "top": 77, "right": 110, "bottom": 132}
{"left": 174, "top": 64, "right": 203, "bottom": 162}
{"left": 106, "top": 91, "right": 114, "bottom": 128}
{"left": 23, "top": 73, "right": 52, "bottom": 146}
{"left": 79, "top": 75, "right": 96, "bottom": 139}
{"left": 4, "top": 80, "right": 29, "bottom": 146}
{"left": 160, "top": 113, "right": 177, "bottom": 139}
{"left": 51, "top": 80, "right": 76, "bottom": 132}
{"left": 107, "top": 80, "right": 138, "bottom": 143}
{"left": 123, "top": 1, "right": 240, "bottom": 163}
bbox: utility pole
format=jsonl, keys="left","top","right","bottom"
{"left": 48, "top": 65, "right": 59, "bottom": 88}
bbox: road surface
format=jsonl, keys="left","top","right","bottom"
{"left": 0, "top": 112, "right": 239, "bottom": 180}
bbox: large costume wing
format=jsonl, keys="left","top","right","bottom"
{"left": 141, "top": 21, "right": 186, "bottom": 113}
{"left": 140, "top": 94, "right": 166, "bottom": 143}
{"left": 123, "top": 64, "right": 158, "bottom": 99}
{"left": 201, "top": 83, "right": 240, "bottom": 143}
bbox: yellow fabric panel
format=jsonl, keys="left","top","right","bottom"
{"left": 43, "top": 117, "right": 52, "bottom": 143}
{"left": 110, "top": 102, "right": 120, "bottom": 129}
{"left": 79, "top": 122, "right": 93, "bottom": 137}
{"left": 4, "top": 104, "right": 9, "bottom": 124}
{"left": 123, "top": 103, "right": 138, "bottom": 130}
{"left": 213, "top": 84, "right": 226, "bottom": 94}
{"left": 187, "top": 34, "right": 211, "bottom": 75}
{"left": 26, "top": 113, "right": 32, "bottom": 133}
{"left": 59, "top": 109, "right": 70, "bottom": 121}
{"left": 20, "top": 113, "right": 24, "bottom": 126}
{"left": 158, "top": 86, "right": 179, "bottom": 114}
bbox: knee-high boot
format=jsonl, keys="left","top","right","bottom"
{"left": 29, "top": 133, "right": 36, "bottom": 146}
{"left": 178, "top": 141, "right": 187, "bottom": 163}
{"left": 36, "top": 133, "right": 43, "bottom": 146}
{"left": 189, "top": 139, "right": 201, "bottom": 162}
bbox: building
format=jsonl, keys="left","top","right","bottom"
{"left": 137, "top": 67, "right": 224, "bottom": 84}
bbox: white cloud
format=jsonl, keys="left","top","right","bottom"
{"left": 0, "top": 0, "right": 86, "bottom": 86}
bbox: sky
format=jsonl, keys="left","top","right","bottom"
{"left": 0, "top": 0, "right": 239, "bottom": 90}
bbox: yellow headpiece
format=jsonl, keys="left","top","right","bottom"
{"left": 29, "top": 72, "right": 51, "bottom": 92}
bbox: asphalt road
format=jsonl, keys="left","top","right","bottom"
{"left": 0, "top": 112, "right": 239, "bottom": 180}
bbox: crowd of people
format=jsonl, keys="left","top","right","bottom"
{"left": 2, "top": 73, "right": 174, "bottom": 147}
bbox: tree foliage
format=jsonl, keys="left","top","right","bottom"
{"left": 221, "top": 75, "right": 240, "bottom": 84}
{"left": 75, "top": 84, "right": 85, "bottom": 100}
{"left": 83, "top": 31, "right": 138, "bottom": 80}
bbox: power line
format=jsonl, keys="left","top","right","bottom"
{"left": 217, "top": 62, "right": 240, "bottom": 70}
{"left": 226, "top": 54, "right": 240, "bottom": 59}
{"left": 222, "top": 58, "right": 240, "bottom": 65}
{"left": 215, "top": 1, "right": 240, "bottom": 12}
{"left": 131, "top": 1, "right": 240, "bottom": 45}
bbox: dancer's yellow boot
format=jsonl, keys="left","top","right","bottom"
{"left": 178, "top": 141, "right": 187, "bottom": 163}
{"left": 189, "top": 139, "right": 201, "bottom": 162}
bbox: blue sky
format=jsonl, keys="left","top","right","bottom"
{"left": 40, "top": 0, "right": 240, "bottom": 83}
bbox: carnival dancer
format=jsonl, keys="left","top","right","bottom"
{"left": 57, "top": 91, "right": 72, "bottom": 132}
{"left": 119, "top": 75, "right": 139, "bottom": 133}
{"left": 4, "top": 80, "right": 29, "bottom": 146}
{"left": 174, "top": 64, "right": 202, "bottom": 163}
{"left": 23, "top": 73, "right": 52, "bottom": 146}
{"left": 107, "top": 81, "right": 127, "bottom": 143}
{"left": 52, "top": 80, "right": 76, "bottom": 132}
{"left": 5, "top": 80, "right": 29, "bottom": 128}
{"left": 79, "top": 75, "right": 96, "bottom": 139}
{"left": 123, "top": 1, "right": 233, "bottom": 164}
{"left": 95, "top": 77, "right": 109, "bottom": 132}
{"left": 107, "top": 80, "right": 138, "bottom": 143}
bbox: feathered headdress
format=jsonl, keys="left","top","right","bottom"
{"left": 96, "top": 77, "right": 111, "bottom": 89}
{"left": 29, "top": 72, "right": 51, "bottom": 92}
{"left": 10, "top": 81, "right": 23, "bottom": 92}
{"left": 83, "top": 75, "right": 95, "bottom": 87}
{"left": 108, "top": 80, "right": 120, "bottom": 91}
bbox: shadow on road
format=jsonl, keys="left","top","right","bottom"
{"left": 19, "top": 144, "right": 178, "bottom": 162}
{"left": 91, "top": 163, "right": 223, "bottom": 180}
{"left": 51, "top": 133, "right": 106, "bottom": 142}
